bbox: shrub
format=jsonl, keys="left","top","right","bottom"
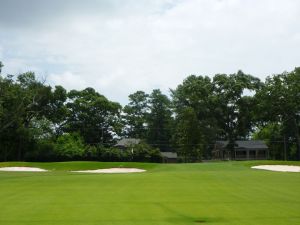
{"left": 24, "top": 139, "right": 55, "bottom": 162}
{"left": 84, "top": 145, "right": 99, "bottom": 160}
{"left": 132, "top": 143, "right": 162, "bottom": 162}
{"left": 99, "top": 147, "right": 131, "bottom": 162}
{"left": 54, "top": 133, "right": 85, "bottom": 160}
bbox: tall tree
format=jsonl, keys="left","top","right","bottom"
{"left": 65, "top": 88, "right": 122, "bottom": 145}
{"left": 0, "top": 61, "right": 3, "bottom": 74}
{"left": 255, "top": 68, "right": 300, "bottom": 160}
{"left": 45, "top": 85, "right": 68, "bottom": 136}
{"left": 147, "top": 89, "right": 173, "bottom": 151}
{"left": 172, "top": 75, "right": 217, "bottom": 159}
{"left": 173, "top": 107, "right": 203, "bottom": 162}
{"left": 122, "top": 91, "right": 149, "bottom": 138}
{"left": 0, "top": 70, "right": 54, "bottom": 160}
{"left": 212, "top": 71, "right": 261, "bottom": 155}
{"left": 253, "top": 123, "right": 284, "bottom": 159}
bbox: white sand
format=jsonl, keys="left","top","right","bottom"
{"left": 72, "top": 168, "right": 146, "bottom": 174}
{"left": 0, "top": 167, "right": 48, "bottom": 172}
{"left": 252, "top": 165, "right": 300, "bottom": 172}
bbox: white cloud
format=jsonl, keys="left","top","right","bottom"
{"left": 1, "top": 0, "right": 300, "bottom": 104}
{"left": 48, "top": 71, "right": 88, "bottom": 91}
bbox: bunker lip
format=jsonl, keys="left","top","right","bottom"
{"left": 251, "top": 165, "right": 300, "bottom": 172}
{"left": 0, "top": 167, "right": 48, "bottom": 172}
{"left": 71, "top": 168, "right": 146, "bottom": 174}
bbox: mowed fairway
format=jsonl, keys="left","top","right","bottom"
{"left": 0, "top": 161, "right": 300, "bottom": 225}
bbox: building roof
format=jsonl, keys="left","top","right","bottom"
{"left": 216, "top": 140, "right": 268, "bottom": 150}
{"left": 161, "top": 152, "right": 178, "bottom": 159}
{"left": 115, "top": 138, "right": 141, "bottom": 147}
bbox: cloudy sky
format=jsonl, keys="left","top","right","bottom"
{"left": 0, "top": 0, "right": 300, "bottom": 104}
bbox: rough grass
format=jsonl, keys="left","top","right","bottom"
{"left": 0, "top": 161, "right": 299, "bottom": 225}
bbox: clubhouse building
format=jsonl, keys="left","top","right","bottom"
{"left": 212, "top": 140, "right": 269, "bottom": 160}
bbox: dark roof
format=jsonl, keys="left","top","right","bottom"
{"left": 161, "top": 152, "right": 178, "bottom": 159}
{"left": 115, "top": 138, "right": 141, "bottom": 147}
{"left": 216, "top": 140, "right": 268, "bottom": 150}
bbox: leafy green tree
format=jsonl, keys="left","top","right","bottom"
{"left": 0, "top": 70, "right": 54, "bottom": 160}
{"left": 147, "top": 89, "right": 173, "bottom": 151}
{"left": 0, "top": 61, "right": 3, "bottom": 74}
{"left": 0, "top": 74, "right": 26, "bottom": 161}
{"left": 65, "top": 88, "right": 122, "bottom": 145}
{"left": 212, "top": 71, "right": 261, "bottom": 155}
{"left": 173, "top": 107, "right": 203, "bottom": 162}
{"left": 255, "top": 68, "right": 300, "bottom": 159}
{"left": 46, "top": 85, "right": 68, "bottom": 136}
{"left": 0, "top": 64, "right": 70, "bottom": 161}
{"left": 172, "top": 75, "right": 217, "bottom": 159}
{"left": 253, "top": 123, "right": 283, "bottom": 159}
{"left": 122, "top": 91, "right": 149, "bottom": 138}
{"left": 0, "top": 74, "right": 22, "bottom": 134}
{"left": 54, "top": 133, "right": 85, "bottom": 159}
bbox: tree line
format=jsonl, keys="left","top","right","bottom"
{"left": 0, "top": 61, "right": 300, "bottom": 162}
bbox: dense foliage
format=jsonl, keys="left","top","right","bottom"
{"left": 0, "top": 61, "right": 300, "bottom": 161}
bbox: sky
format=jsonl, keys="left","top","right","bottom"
{"left": 0, "top": 0, "right": 300, "bottom": 104}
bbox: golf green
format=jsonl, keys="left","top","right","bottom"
{"left": 0, "top": 161, "right": 299, "bottom": 225}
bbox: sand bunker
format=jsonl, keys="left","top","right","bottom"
{"left": 252, "top": 165, "right": 300, "bottom": 172}
{"left": 0, "top": 167, "right": 48, "bottom": 172}
{"left": 72, "top": 168, "right": 146, "bottom": 174}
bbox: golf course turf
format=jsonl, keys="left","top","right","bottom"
{"left": 0, "top": 161, "right": 299, "bottom": 225}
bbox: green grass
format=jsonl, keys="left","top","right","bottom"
{"left": 0, "top": 161, "right": 300, "bottom": 225}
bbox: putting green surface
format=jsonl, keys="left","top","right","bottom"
{"left": 0, "top": 161, "right": 300, "bottom": 225}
